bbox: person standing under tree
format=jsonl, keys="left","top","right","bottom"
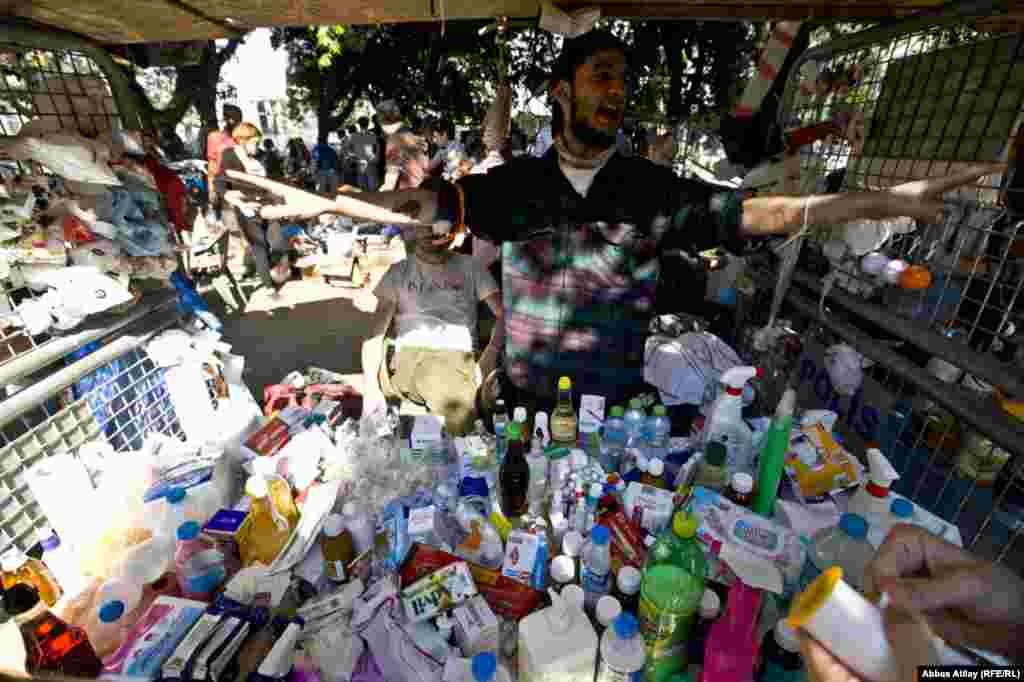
{"left": 206, "top": 104, "right": 242, "bottom": 221}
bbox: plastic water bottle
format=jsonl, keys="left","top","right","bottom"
{"left": 646, "top": 405, "right": 671, "bottom": 460}
{"left": 582, "top": 525, "right": 612, "bottom": 611}
{"left": 596, "top": 613, "right": 645, "bottom": 682}
{"left": 808, "top": 513, "right": 874, "bottom": 592}
{"left": 623, "top": 400, "right": 646, "bottom": 449}
{"left": 174, "top": 522, "right": 224, "bottom": 601}
{"left": 493, "top": 399, "right": 509, "bottom": 462}
{"left": 602, "top": 406, "right": 627, "bottom": 474}
{"left": 526, "top": 431, "right": 549, "bottom": 516}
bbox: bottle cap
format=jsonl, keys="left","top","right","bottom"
{"left": 610, "top": 405, "right": 625, "bottom": 418}
{"left": 648, "top": 459, "right": 664, "bottom": 476}
{"left": 514, "top": 407, "right": 527, "bottom": 423}
{"left": 705, "top": 442, "right": 727, "bottom": 466}
{"left": 471, "top": 652, "right": 497, "bottom": 682}
{"left": 561, "top": 584, "right": 585, "bottom": 611}
{"left": 323, "top": 514, "right": 345, "bottom": 537}
{"left": 672, "top": 512, "right": 699, "bottom": 538}
{"left": 496, "top": 399, "right": 507, "bottom": 409}
{"left": 550, "top": 555, "right": 575, "bottom": 583}
{"left": 653, "top": 405, "right": 667, "bottom": 417}
{"left": 177, "top": 521, "right": 201, "bottom": 541}
{"left": 700, "top": 588, "right": 721, "bottom": 619}
{"left": 612, "top": 612, "right": 639, "bottom": 639}
{"left": 342, "top": 501, "right": 357, "bottom": 516}
{"left": 774, "top": 619, "right": 802, "bottom": 653}
{"left": 596, "top": 595, "right": 622, "bottom": 626}
{"left": 617, "top": 566, "right": 641, "bottom": 595}
{"left": 245, "top": 475, "right": 269, "bottom": 498}
{"left": 890, "top": 498, "right": 914, "bottom": 518}
{"left": 732, "top": 472, "right": 754, "bottom": 494}
{"left": 535, "top": 411, "right": 549, "bottom": 427}
{"left": 99, "top": 600, "right": 126, "bottom": 623}
{"left": 839, "top": 513, "right": 868, "bottom": 539}
{"left": 166, "top": 487, "right": 187, "bottom": 504}
{"left": 3, "top": 583, "right": 41, "bottom": 615}
{"left": 592, "top": 525, "right": 610, "bottom": 545}
{"left": 563, "top": 530, "right": 584, "bottom": 557}
{"left": 558, "top": 376, "right": 572, "bottom": 391}
{"left": 629, "top": 398, "right": 643, "bottom": 410}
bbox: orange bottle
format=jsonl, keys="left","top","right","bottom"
{"left": 238, "top": 475, "right": 298, "bottom": 567}
{"left": 1, "top": 547, "right": 62, "bottom": 607}
{"left": 6, "top": 583, "right": 103, "bottom": 676}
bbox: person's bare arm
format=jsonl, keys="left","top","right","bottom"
{"left": 741, "top": 164, "right": 1003, "bottom": 237}
{"left": 361, "top": 297, "right": 397, "bottom": 414}
{"left": 224, "top": 170, "right": 439, "bottom": 225}
{"left": 478, "top": 292, "right": 504, "bottom": 381}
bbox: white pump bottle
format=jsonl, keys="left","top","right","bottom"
{"left": 703, "top": 366, "right": 761, "bottom": 476}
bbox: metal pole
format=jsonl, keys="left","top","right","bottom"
{"left": 786, "top": 287, "right": 1024, "bottom": 461}
{"left": 791, "top": 269, "right": 1024, "bottom": 397}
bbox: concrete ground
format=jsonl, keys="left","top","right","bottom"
{"left": 198, "top": 226, "right": 402, "bottom": 398}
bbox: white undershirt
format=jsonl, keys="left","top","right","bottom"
{"left": 558, "top": 155, "right": 612, "bottom": 197}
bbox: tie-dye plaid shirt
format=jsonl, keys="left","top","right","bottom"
{"left": 457, "top": 150, "right": 748, "bottom": 405}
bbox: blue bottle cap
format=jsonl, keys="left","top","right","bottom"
{"left": 839, "top": 513, "right": 868, "bottom": 539}
{"left": 471, "top": 652, "right": 497, "bottom": 682}
{"left": 890, "top": 499, "right": 914, "bottom": 518}
{"left": 177, "top": 520, "right": 201, "bottom": 541}
{"left": 99, "top": 600, "right": 125, "bottom": 623}
{"left": 592, "top": 525, "right": 610, "bottom": 545}
{"left": 613, "top": 612, "right": 638, "bottom": 639}
{"left": 167, "top": 487, "right": 187, "bottom": 504}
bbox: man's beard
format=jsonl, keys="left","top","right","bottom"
{"left": 570, "top": 99, "right": 616, "bottom": 149}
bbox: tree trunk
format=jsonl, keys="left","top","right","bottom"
{"left": 662, "top": 24, "right": 686, "bottom": 123}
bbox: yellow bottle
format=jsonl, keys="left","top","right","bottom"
{"left": 239, "top": 475, "right": 298, "bottom": 567}
{"left": 1, "top": 548, "right": 62, "bottom": 607}
{"left": 550, "top": 376, "right": 578, "bottom": 447}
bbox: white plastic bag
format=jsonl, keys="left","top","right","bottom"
{"left": 3, "top": 132, "right": 120, "bottom": 185}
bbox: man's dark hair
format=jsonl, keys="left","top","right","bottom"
{"left": 358, "top": 116, "right": 370, "bottom": 129}
{"left": 437, "top": 118, "right": 455, "bottom": 140}
{"left": 549, "top": 31, "right": 629, "bottom": 137}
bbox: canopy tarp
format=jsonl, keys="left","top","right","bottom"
{"left": 6, "top": 0, "right": 980, "bottom": 45}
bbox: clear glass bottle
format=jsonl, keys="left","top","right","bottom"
{"left": 493, "top": 400, "right": 510, "bottom": 462}
{"left": 550, "top": 376, "right": 578, "bottom": 447}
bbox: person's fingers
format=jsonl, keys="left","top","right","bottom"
{"left": 880, "top": 568, "right": 988, "bottom": 614}
{"left": 883, "top": 605, "right": 939, "bottom": 682}
{"left": 800, "top": 632, "right": 861, "bottom": 682}
{"left": 866, "top": 525, "right": 974, "bottom": 596}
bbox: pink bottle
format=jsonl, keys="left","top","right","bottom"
{"left": 174, "top": 521, "right": 223, "bottom": 601}
{"left": 701, "top": 580, "right": 762, "bottom": 682}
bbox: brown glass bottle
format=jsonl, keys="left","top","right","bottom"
{"left": 6, "top": 583, "right": 103, "bottom": 677}
{"left": 499, "top": 422, "right": 530, "bottom": 518}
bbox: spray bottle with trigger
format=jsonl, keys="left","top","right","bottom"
{"left": 847, "top": 448, "right": 899, "bottom": 526}
{"left": 704, "top": 366, "right": 762, "bottom": 477}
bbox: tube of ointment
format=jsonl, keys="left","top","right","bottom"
{"left": 193, "top": 616, "right": 242, "bottom": 681}
{"left": 209, "top": 620, "right": 252, "bottom": 682}
{"left": 297, "top": 579, "right": 364, "bottom": 622}
{"left": 162, "top": 611, "right": 224, "bottom": 681}
{"left": 248, "top": 619, "right": 304, "bottom": 682}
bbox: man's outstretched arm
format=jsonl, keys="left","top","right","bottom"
{"left": 741, "top": 164, "right": 1003, "bottom": 237}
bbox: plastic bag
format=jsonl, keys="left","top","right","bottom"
{"left": 25, "top": 265, "right": 133, "bottom": 318}
{"left": 4, "top": 132, "right": 121, "bottom": 185}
